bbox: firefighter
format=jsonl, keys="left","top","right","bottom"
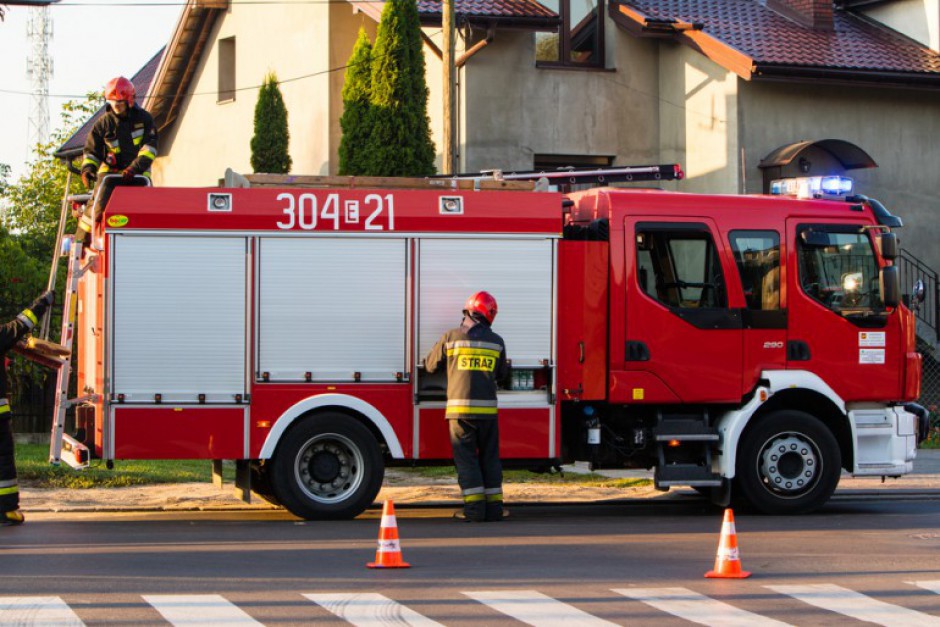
{"left": 1, "top": 291, "right": 54, "bottom": 526}
{"left": 76, "top": 76, "right": 158, "bottom": 242}
{"left": 424, "top": 291, "right": 510, "bottom": 522}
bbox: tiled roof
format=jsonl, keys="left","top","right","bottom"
{"left": 55, "top": 48, "right": 165, "bottom": 159}
{"left": 417, "top": 0, "right": 557, "bottom": 20}
{"left": 623, "top": 0, "right": 940, "bottom": 75}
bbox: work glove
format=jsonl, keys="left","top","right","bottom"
{"left": 121, "top": 167, "right": 138, "bottom": 181}
{"left": 40, "top": 290, "right": 55, "bottom": 307}
{"left": 81, "top": 170, "right": 96, "bottom": 188}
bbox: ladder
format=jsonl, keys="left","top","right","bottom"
{"left": 48, "top": 231, "right": 94, "bottom": 469}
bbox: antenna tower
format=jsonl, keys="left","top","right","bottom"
{"left": 26, "top": 4, "right": 54, "bottom": 150}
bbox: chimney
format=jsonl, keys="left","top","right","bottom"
{"left": 769, "top": 0, "right": 834, "bottom": 31}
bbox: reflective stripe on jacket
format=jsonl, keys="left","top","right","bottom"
{"left": 424, "top": 316, "right": 509, "bottom": 420}
{"left": 81, "top": 104, "right": 158, "bottom": 177}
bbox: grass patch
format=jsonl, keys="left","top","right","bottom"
{"left": 15, "top": 443, "right": 218, "bottom": 489}
{"left": 394, "top": 466, "right": 650, "bottom": 489}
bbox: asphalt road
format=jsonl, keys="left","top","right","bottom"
{"left": 2, "top": 494, "right": 940, "bottom": 625}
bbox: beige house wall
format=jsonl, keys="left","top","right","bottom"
{"left": 658, "top": 43, "right": 740, "bottom": 193}
{"left": 739, "top": 82, "right": 940, "bottom": 271}
{"left": 154, "top": 1, "right": 332, "bottom": 186}
{"left": 863, "top": 0, "right": 939, "bottom": 52}
{"left": 459, "top": 22, "right": 660, "bottom": 173}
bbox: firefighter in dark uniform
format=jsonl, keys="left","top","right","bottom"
{"left": 1, "top": 291, "right": 54, "bottom": 526}
{"left": 76, "top": 76, "right": 158, "bottom": 242}
{"left": 425, "top": 291, "right": 510, "bottom": 522}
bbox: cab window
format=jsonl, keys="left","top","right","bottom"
{"left": 729, "top": 231, "right": 780, "bottom": 310}
{"left": 636, "top": 226, "right": 727, "bottom": 309}
{"left": 798, "top": 226, "right": 882, "bottom": 312}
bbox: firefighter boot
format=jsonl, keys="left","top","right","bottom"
{"left": 1, "top": 510, "right": 25, "bottom": 527}
{"left": 453, "top": 501, "right": 485, "bottom": 522}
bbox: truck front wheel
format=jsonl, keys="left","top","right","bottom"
{"left": 735, "top": 410, "right": 841, "bottom": 515}
{"left": 270, "top": 413, "right": 384, "bottom": 520}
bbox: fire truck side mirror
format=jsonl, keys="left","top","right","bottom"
{"left": 879, "top": 232, "right": 898, "bottom": 261}
{"left": 881, "top": 266, "right": 900, "bottom": 309}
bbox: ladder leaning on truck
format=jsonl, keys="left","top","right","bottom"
{"left": 45, "top": 163, "right": 927, "bottom": 519}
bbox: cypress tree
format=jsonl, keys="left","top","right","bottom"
{"left": 250, "top": 72, "right": 292, "bottom": 174}
{"left": 367, "top": 0, "right": 436, "bottom": 176}
{"left": 339, "top": 28, "right": 374, "bottom": 175}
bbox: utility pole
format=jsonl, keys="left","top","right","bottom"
{"left": 441, "top": 0, "right": 456, "bottom": 174}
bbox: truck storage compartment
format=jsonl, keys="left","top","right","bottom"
{"left": 257, "top": 237, "right": 407, "bottom": 382}
{"left": 110, "top": 235, "right": 248, "bottom": 404}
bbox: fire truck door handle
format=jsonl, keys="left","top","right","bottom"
{"left": 787, "top": 340, "right": 811, "bottom": 361}
{"left": 625, "top": 341, "right": 650, "bottom": 362}
{"left": 579, "top": 341, "right": 584, "bottom": 364}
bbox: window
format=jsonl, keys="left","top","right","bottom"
{"left": 535, "top": 0, "right": 605, "bottom": 67}
{"left": 636, "top": 225, "right": 727, "bottom": 309}
{"left": 218, "top": 37, "right": 236, "bottom": 103}
{"left": 798, "top": 226, "right": 882, "bottom": 313}
{"left": 729, "top": 231, "right": 780, "bottom": 310}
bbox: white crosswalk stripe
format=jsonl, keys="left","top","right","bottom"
{"left": 143, "top": 594, "right": 263, "bottom": 626}
{"left": 304, "top": 592, "right": 444, "bottom": 626}
{"left": 464, "top": 590, "right": 618, "bottom": 626}
{"left": 0, "top": 596, "right": 85, "bottom": 626}
{"left": 613, "top": 587, "right": 791, "bottom": 626}
{"left": 767, "top": 583, "right": 940, "bottom": 626}
{"left": 914, "top": 581, "right": 940, "bottom": 595}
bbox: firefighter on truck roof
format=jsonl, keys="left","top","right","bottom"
{"left": 76, "top": 76, "right": 158, "bottom": 243}
{"left": 424, "top": 291, "right": 510, "bottom": 522}
{"left": 1, "top": 291, "right": 54, "bottom": 527}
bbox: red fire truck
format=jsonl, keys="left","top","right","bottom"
{"left": 54, "top": 166, "right": 924, "bottom": 518}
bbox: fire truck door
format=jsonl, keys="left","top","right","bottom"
{"left": 786, "top": 220, "right": 902, "bottom": 401}
{"left": 621, "top": 218, "right": 743, "bottom": 403}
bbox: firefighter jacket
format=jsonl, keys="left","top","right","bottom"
{"left": 424, "top": 315, "right": 509, "bottom": 420}
{"left": 0, "top": 295, "right": 51, "bottom": 411}
{"left": 81, "top": 104, "right": 158, "bottom": 179}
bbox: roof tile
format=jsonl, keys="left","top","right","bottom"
{"left": 417, "top": 0, "right": 557, "bottom": 20}
{"left": 625, "top": 0, "right": 940, "bottom": 74}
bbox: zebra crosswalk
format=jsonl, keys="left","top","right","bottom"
{"left": 2, "top": 581, "right": 940, "bottom": 625}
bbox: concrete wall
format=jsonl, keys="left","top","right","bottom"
{"left": 658, "top": 42, "right": 740, "bottom": 193}
{"left": 459, "top": 20, "right": 660, "bottom": 173}
{"left": 154, "top": 1, "right": 332, "bottom": 186}
{"left": 739, "top": 82, "right": 940, "bottom": 270}
{"left": 862, "top": 0, "right": 939, "bottom": 52}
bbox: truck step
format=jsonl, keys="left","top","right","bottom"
{"left": 653, "top": 419, "right": 720, "bottom": 442}
{"left": 654, "top": 464, "right": 722, "bottom": 488}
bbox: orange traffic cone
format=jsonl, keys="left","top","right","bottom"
{"left": 367, "top": 500, "right": 411, "bottom": 569}
{"left": 704, "top": 508, "right": 751, "bottom": 578}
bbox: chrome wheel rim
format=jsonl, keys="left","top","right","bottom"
{"left": 756, "top": 432, "right": 821, "bottom": 498}
{"left": 293, "top": 433, "right": 364, "bottom": 504}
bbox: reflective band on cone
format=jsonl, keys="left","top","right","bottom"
{"left": 704, "top": 508, "right": 751, "bottom": 579}
{"left": 367, "top": 500, "right": 410, "bottom": 569}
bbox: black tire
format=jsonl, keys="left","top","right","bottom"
{"left": 734, "top": 410, "right": 840, "bottom": 515}
{"left": 270, "top": 412, "right": 384, "bottom": 520}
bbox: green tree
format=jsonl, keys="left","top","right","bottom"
{"left": 367, "top": 0, "right": 436, "bottom": 176}
{"left": 338, "top": 28, "right": 375, "bottom": 176}
{"left": 1, "top": 94, "right": 99, "bottom": 430}
{"left": 250, "top": 73, "right": 292, "bottom": 174}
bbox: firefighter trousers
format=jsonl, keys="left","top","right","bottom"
{"left": 0, "top": 415, "right": 19, "bottom": 513}
{"left": 449, "top": 418, "right": 503, "bottom": 521}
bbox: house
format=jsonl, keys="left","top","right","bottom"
{"left": 59, "top": 0, "right": 940, "bottom": 311}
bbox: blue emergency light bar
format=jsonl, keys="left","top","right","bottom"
{"left": 770, "top": 176, "right": 854, "bottom": 199}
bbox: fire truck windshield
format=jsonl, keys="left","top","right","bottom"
{"left": 798, "top": 226, "right": 883, "bottom": 314}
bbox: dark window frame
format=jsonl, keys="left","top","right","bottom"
{"left": 218, "top": 37, "right": 236, "bottom": 104}
{"left": 535, "top": 0, "right": 606, "bottom": 68}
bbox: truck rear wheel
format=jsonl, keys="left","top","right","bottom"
{"left": 735, "top": 410, "right": 840, "bottom": 515}
{"left": 270, "top": 413, "right": 384, "bottom": 520}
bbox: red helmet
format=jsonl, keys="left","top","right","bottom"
{"left": 463, "top": 291, "right": 498, "bottom": 324}
{"left": 105, "top": 76, "right": 135, "bottom": 106}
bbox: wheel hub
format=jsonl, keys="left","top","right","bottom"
{"left": 294, "top": 434, "right": 363, "bottom": 503}
{"left": 758, "top": 433, "right": 819, "bottom": 495}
